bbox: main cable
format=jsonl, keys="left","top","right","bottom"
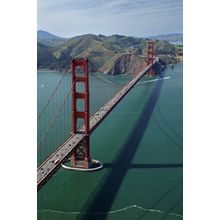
{"left": 89, "top": 72, "right": 119, "bottom": 86}
{"left": 88, "top": 60, "right": 126, "bottom": 86}
{"left": 37, "top": 61, "right": 72, "bottom": 121}
{"left": 37, "top": 60, "right": 86, "bottom": 149}
{"left": 37, "top": 83, "right": 73, "bottom": 149}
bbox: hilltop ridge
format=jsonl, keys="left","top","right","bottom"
{"left": 37, "top": 31, "right": 183, "bottom": 74}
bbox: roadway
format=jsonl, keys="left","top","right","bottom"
{"left": 37, "top": 60, "right": 155, "bottom": 190}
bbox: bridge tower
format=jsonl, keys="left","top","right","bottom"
{"left": 71, "top": 58, "right": 91, "bottom": 168}
{"left": 147, "top": 41, "right": 155, "bottom": 77}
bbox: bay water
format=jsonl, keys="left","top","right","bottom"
{"left": 37, "top": 63, "right": 183, "bottom": 220}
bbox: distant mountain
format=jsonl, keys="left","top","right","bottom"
{"left": 148, "top": 33, "right": 183, "bottom": 45}
{"left": 37, "top": 30, "right": 66, "bottom": 40}
{"left": 37, "top": 30, "right": 67, "bottom": 47}
{"left": 37, "top": 32, "right": 183, "bottom": 73}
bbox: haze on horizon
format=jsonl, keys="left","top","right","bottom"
{"left": 38, "top": 0, "right": 182, "bottom": 38}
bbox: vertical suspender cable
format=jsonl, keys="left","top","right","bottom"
{"left": 38, "top": 61, "right": 86, "bottom": 150}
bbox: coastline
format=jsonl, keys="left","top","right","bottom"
{"left": 37, "top": 61, "right": 183, "bottom": 75}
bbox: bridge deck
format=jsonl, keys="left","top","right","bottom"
{"left": 37, "top": 61, "right": 155, "bottom": 190}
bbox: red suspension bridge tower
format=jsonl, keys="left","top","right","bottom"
{"left": 71, "top": 58, "right": 91, "bottom": 168}
{"left": 147, "top": 41, "right": 155, "bottom": 77}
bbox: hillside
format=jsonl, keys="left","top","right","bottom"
{"left": 37, "top": 42, "right": 57, "bottom": 69}
{"left": 37, "top": 32, "right": 183, "bottom": 74}
{"left": 104, "top": 54, "right": 147, "bottom": 75}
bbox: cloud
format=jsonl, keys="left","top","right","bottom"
{"left": 38, "top": 0, "right": 182, "bottom": 37}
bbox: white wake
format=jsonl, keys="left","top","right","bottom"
{"left": 137, "top": 76, "right": 171, "bottom": 85}
{"left": 38, "top": 204, "right": 182, "bottom": 218}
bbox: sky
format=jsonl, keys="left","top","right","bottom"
{"left": 37, "top": 0, "right": 183, "bottom": 38}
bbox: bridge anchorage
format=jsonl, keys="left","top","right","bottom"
{"left": 61, "top": 58, "right": 103, "bottom": 171}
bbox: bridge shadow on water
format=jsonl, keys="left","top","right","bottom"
{"left": 77, "top": 78, "right": 168, "bottom": 220}
{"left": 103, "top": 163, "right": 182, "bottom": 169}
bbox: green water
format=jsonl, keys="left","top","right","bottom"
{"left": 37, "top": 64, "right": 183, "bottom": 220}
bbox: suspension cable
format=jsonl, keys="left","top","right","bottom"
{"left": 37, "top": 61, "right": 72, "bottom": 120}
{"left": 37, "top": 83, "right": 73, "bottom": 148}
{"left": 37, "top": 60, "right": 86, "bottom": 149}
{"left": 89, "top": 60, "right": 126, "bottom": 86}
{"left": 89, "top": 72, "right": 119, "bottom": 86}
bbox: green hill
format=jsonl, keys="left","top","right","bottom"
{"left": 37, "top": 42, "right": 57, "bottom": 69}
{"left": 37, "top": 33, "right": 183, "bottom": 72}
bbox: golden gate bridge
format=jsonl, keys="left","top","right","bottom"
{"left": 37, "top": 41, "right": 164, "bottom": 190}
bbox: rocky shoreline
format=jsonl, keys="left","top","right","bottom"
{"left": 103, "top": 54, "right": 182, "bottom": 75}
